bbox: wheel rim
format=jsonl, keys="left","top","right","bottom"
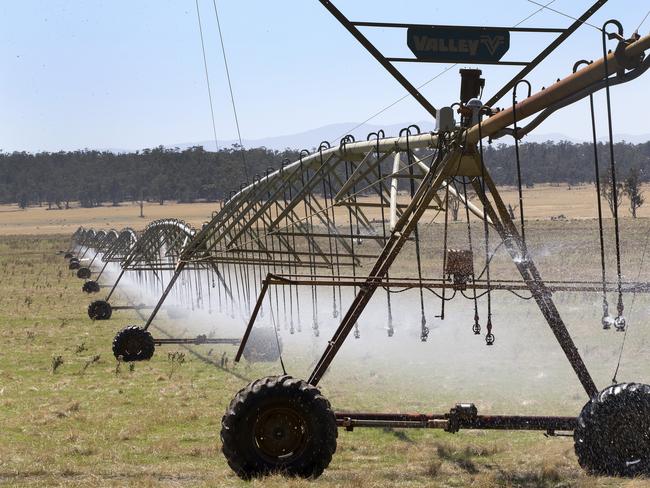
{"left": 123, "top": 334, "right": 144, "bottom": 356}
{"left": 608, "top": 408, "right": 650, "bottom": 469}
{"left": 253, "top": 405, "right": 309, "bottom": 463}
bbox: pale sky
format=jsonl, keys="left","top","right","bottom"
{"left": 1, "top": 1, "right": 649, "bottom": 152}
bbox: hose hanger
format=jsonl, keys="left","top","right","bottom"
{"left": 367, "top": 130, "right": 394, "bottom": 337}
{"left": 318, "top": 141, "right": 339, "bottom": 323}
{"left": 602, "top": 19, "right": 626, "bottom": 332}
{"left": 512, "top": 79, "right": 531, "bottom": 257}
{"left": 461, "top": 176, "right": 481, "bottom": 335}
{"left": 475, "top": 105, "right": 495, "bottom": 346}
{"left": 268, "top": 165, "right": 288, "bottom": 329}
{"left": 400, "top": 124, "right": 429, "bottom": 342}
{"left": 573, "top": 59, "right": 612, "bottom": 329}
{"left": 339, "top": 135, "right": 362, "bottom": 339}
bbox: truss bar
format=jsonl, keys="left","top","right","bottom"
{"left": 318, "top": 0, "right": 437, "bottom": 118}
{"left": 143, "top": 262, "right": 186, "bottom": 330}
{"left": 351, "top": 21, "right": 565, "bottom": 33}
{"left": 154, "top": 337, "right": 240, "bottom": 345}
{"left": 261, "top": 276, "right": 650, "bottom": 294}
{"left": 204, "top": 170, "right": 296, "bottom": 254}
{"left": 334, "top": 150, "right": 388, "bottom": 201}
{"left": 271, "top": 231, "right": 409, "bottom": 242}
{"left": 112, "top": 305, "right": 152, "bottom": 310}
{"left": 485, "top": 0, "right": 608, "bottom": 107}
{"left": 234, "top": 279, "right": 270, "bottom": 362}
{"left": 325, "top": 164, "right": 377, "bottom": 236}
{"left": 209, "top": 263, "right": 235, "bottom": 302}
{"left": 389, "top": 151, "right": 401, "bottom": 231}
{"left": 335, "top": 412, "right": 576, "bottom": 431}
{"left": 105, "top": 267, "right": 126, "bottom": 301}
{"left": 412, "top": 153, "right": 490, "bottom": 224}
{"left": 197, "top": 258, "right": 343, "bottom": 268}
{"left": 476, "top": 44, "right": 650, "bottom": 140}
{"left": 268, "top": 156, "right": 338, "bottom": 229}
{"left": 387, "top": 58, "right": 529, "bottom": 66}
{"left": 470, "top": 162, "right": 597, "bottom": 397}
{"left": 309, "top": 147, "right": 455, "bottom": 386}
{"left": 220, "top": 249, "right": 378, "bottom": 259}
{"left": 338, "top": 201, "right": 442, "bottom": 210}
{"left": 225, "top": 166, "right": 318, "bottom": 248}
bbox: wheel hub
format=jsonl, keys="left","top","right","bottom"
{"left": 254, "top": 406, "right": 308, "bottom": 461}
{"left": 125, "top": 336, "right": 143, "bottom": 354}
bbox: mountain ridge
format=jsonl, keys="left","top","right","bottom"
{"left": 169, "top": 123, "right": 650, "bottom": 152}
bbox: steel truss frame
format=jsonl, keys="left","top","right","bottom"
{"left": 223, "top": 32, "right": 650, "bottom": 434}
{"left": 72, "top": 219, "right": 242, "bottom": 347}
{"left": 70, "top": 27, "right": 650, "bottom": 436}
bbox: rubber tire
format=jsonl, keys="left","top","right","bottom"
{"left": 82, "top": 280, "right": 101, "bottom": 294}
{"left": 112, "top": 326, "right": 155, "bottom": 362}
{"left": 575, "top": 382, "right": 650, "bottom": 476}
{"left": 64, "top": 252, "right": 73, "bottom": 259}
{"left": 221, "top": 375, "right": 337, "bottom": 479}
{"left": 69, "top": 261, "right": 80, "bottom": 270}
{"left": 76, "top": 267, "right": 91, "bottom": 279}
{"left": 242, "top": 328, "right": 282, "bottom": 363}
{"left": 88, "top": 300, "right": 112, "bottom": 320}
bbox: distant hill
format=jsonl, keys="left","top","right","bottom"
{"left": 169, "top": 123, "right": 650, "bottom": 151}
{"left": 170, "top": 121, "right": 436, "bottom": 152}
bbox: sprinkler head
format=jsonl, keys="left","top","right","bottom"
{"left": 353, "top": 326, "right": 360, "bottom": 339}
{"left": 420, "top": 327, "right": 429, "bottom": 342}
{"left": 332, "top": 309, "right": 339, "bottom": 318}
{"left": 485, "top": 333, "right": 495, "bottom": 345}
{"left": 614, "top": 315, "right": 626, "bottom": 332}
{"left": 472, "top": 320, "right": 481, "bottom": 335}
{"left": 387, "top": 327, "right": 394, "bottom": 337}
{"left": 602, "top": 315, "right": 614, "bottom": 330}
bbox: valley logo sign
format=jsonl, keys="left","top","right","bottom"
{"left": 407, "top": 26, "right": 510, "bottom": 63}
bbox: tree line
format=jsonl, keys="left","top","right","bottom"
{"left": 0, "top": 140, "right": 648, "bottom": 210}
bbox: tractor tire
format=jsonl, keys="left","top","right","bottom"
{"left": 575, "top": 382, "right": 650, "bottom": 476}
{"left": 68, "top": 260, "right": 80, "bottom": 270}
{"left": 112, "top": 326, "right": 155, "bottom": 362}
{"left": 64, "top": 252, "right": 73, "bottom": 259}
{"left": 221, "top": 375, "right": 337, "bottom": 479}
{"left": 87, "top": 300, "right": 112, "bottom": 320}
{"left": 82, "top": 280, "right": 101, "bottom": 294}
{"left": 76, "top": 267, "right": 91, "bottom": 279}
{"left": 242, "top": 327, "right": 282, "bottom": 363}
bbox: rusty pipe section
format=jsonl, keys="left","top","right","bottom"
{"left": 222, "top": 33, "right": 650, "bottom": 208}
{"left": 335, "top": 411, "right": 577, "bottom": 432}
{"left": 466, "top": 32, "right": 650, "bottom": 144}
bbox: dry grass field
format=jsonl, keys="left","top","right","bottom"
{"left": 3, "top": 183, "right": 650, "bottom": 236}
{"left": 3, "top": 187, "right": 650, "bottom": 487}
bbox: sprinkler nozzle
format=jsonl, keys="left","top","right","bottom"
{"left": 614, "top": 315, "right": 626, "bottom": 332}
{"left": 602, "top": 315, "right": 614, "bottom": 330}
{"left": 420, "top": 326, "right": 429, "bottom": 342}
{"left": 472, "top": 317, "right": 481, "bottom": 335}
